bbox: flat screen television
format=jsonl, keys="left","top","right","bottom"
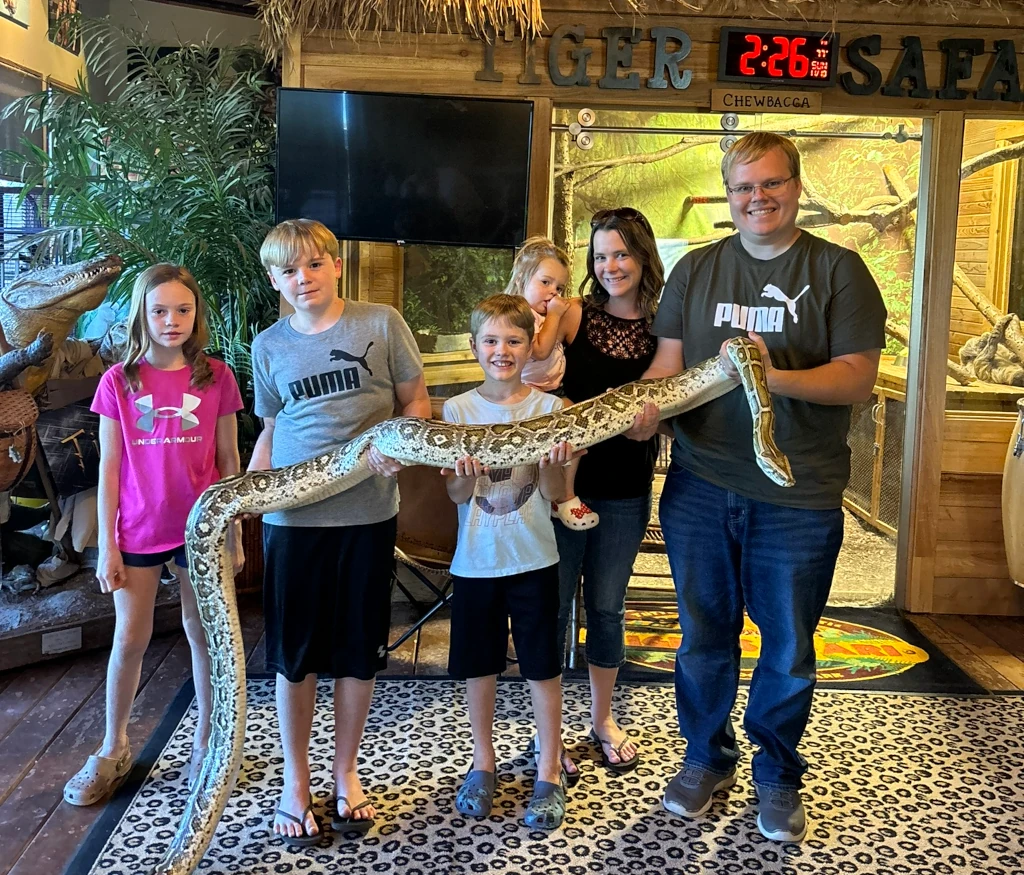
{"left": 275, "top": 89, "right": 534, "bottom": 249}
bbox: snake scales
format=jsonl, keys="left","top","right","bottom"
{"left": 154, "top": 337, "right": 793, "bottom": 874}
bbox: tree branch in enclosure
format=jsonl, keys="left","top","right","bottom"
{"left": 885, "top": 320, "right": 975, "bottom": 385}
{"left": 953, "top": 264, "right": 1024, "bottom": 365}
{"left": 797, "top": 141, "right": 1024, "bottom": 234}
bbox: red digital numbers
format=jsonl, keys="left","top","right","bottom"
{"left": 731, "top": 29, "right": 829, "bottom": 81}
{"left": 767, "top": 36, "right": 788, "bottom": 77}
{"left": 739, "top": 33, "right": 760, "bottom": 75}
{"left": 789, "top": 37, "right": 809, "bottom": 77}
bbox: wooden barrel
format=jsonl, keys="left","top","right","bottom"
{"left": 1003, "top": 398, "right": 1024, "bottom": 589}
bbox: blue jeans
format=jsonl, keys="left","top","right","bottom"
{"left": 660, "top": 466, "right": 844, "bottom": 789}
{"left": 555, "top": 493, "right": 652, "bottom": 669}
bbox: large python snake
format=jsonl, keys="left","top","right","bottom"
{"left": 155, "top": 337, "right": 792, "bottom": 875}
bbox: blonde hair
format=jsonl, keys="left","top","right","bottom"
{"left": 503, "top": 236, "right": 570, "bottom": 298}
{"left": 122, "top": 263, "right": 212, "bottom": 393}
{"left": 260, "top": 218, "right": 340, "bottom": 270}
{"left": 470, "top": 294, "right": 536, "bottom": 342}
{"left": 721, "top": 131, "right": 801, "bottom": 186}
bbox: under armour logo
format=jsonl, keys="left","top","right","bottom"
{"left": 330, "top": 342, "right": 374, "bottom": 376}
{"left": 761, "top": 283, "right": 809, "bottom": 323}
{"left": 135, "top": 393, "right": 201, "bottom": 433}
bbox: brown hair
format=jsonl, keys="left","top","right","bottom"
{"left": 580, "top": 208, "right": 664, "bottom": 323}
{"left": 721, "top": 131, "right": 801, "bottom": 186}
{"left": 260, "top": 218, "right": 340, "bottom": 270}
{"left": 503, "top": 236, "right": 570, "bottom": 298}
{"left": 122, "top": 264, "right": 213, "bottom": 392}
{"left": 469, "top": 294, "right": 536, "bottom": 342}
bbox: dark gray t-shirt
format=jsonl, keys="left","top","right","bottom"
{"left": 652, "top": 231, "right": 886, "bottom": 509}
{"left": 252, "top": 301, "right": 423, "bottom": 526}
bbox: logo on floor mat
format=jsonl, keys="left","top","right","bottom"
{"left": 581, "top": 610, "right": 929, "bottom": 682}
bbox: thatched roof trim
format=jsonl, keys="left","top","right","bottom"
{"left": 256, "top": 0, "right": 544, "bottom": 55}
{"left": 254, "top": 0, "right": 1024, "bottom": 57}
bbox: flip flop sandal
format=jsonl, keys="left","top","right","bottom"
{"left": 330, "top": 795, "right": 375, "bottom": 835}
{"left": 525, "top": 736, "right": 581, "bottom": 788}
{"left": 590, "top": 728, "right": 640, "bottom": 774}
{"left": 274, "top": 797, "right": 324, "bottom": 847}
{"left": 454, "top": 769, "right": 496, "bottom": 817}
{"left": 63, "top": 745, "right": 133, "bottom": 807}
{"left": 523, "top": 774, "right": 567, "bottom": 830}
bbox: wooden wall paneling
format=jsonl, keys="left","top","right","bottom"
{"left": 929, "top": 576, "right": 1024, "bottom": 616}
{"left": 940, "top": 412, "right": 1017, "bottom": 475}
{"left": 898, "top": 111, "right": 965, "bottom": 614}
{"left": 985, "top": 126, "right": 1024, "bottom": 313}
{"left": 283, "top": 28, "right": 302, "bottom": 88}
{"left": 937, "top": 501, "right": 1004, "bottom": 542}
{"left": 527, "top": 97, "right": 554, "bottom": 238}
{"left": 355, "top": 242, "right": 403, "bottom": 309}
{"left": 302, "top": 20, "right": 1024, "bottom": 115}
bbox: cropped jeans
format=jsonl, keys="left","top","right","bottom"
{"left": 659, "top": 465, "right": 844, "bottom": 789}
{"left": 554, "top": 492, "right": 652, "bottom": 669}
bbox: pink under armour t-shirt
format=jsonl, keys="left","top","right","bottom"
{"left": 91, "top": 358, "right": 243, "bottom": 553}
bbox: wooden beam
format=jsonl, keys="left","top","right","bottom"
{"left": 526, "top": 97, "right": 553, "bottom": 239}
{"left": 898, "top": 111, "right": 965, "bottom": 614}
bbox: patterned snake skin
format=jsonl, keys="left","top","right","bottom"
{"left": 153, "top": 337, "right": 793, "bottom": 875}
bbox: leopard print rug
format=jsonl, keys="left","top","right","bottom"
{"left": 73, "top": 680, "right": 1024, "bottom": 875}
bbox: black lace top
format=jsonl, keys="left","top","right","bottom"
{"left": 562, "top": 306, "right": 658, "bottom": 501}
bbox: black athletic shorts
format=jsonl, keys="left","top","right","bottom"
{"left": 262, "top": 517, "right": 397, "bottom": 682}
{"left": 447, "top": 564, "right": 561, "bottom": 681}
{"left": 122, "top": 545, "right": 188, "bottom": 568}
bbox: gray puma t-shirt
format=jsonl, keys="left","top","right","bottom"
{"left": 252, "top": 300, "right": 423, "bottom": 526}
{"left": 652, "top": 231, "right": 886, "bottom": 510}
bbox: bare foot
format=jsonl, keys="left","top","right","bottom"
{"left": 334, "top": 769, "right": 376, "bottom": 822}
{"left": 532, "top": 735, "right": 579, "bottom": 780}
{"left": 274, "top": 781, "right": 318, "bottom": 839}
{"left": 592, "top": 719, "right": 638, "bottom": 765}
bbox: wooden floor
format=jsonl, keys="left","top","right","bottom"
{"left": 1, "top": 599, "right": 1022, "bottom": 875}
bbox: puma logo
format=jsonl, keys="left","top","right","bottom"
{"left": 761, "top": 284, "right": 809, "bottom": 323}
{"left": 329, "top": 341, "right": 374, "bottom": 375}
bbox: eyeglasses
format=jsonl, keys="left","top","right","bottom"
{"left": 590, "top": 207, "right": 653, "bottom": 233}
{"left": 725, "top": 176, "right": 795, "bottom": 197}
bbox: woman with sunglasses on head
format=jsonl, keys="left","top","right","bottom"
{"left": 540, "top": 207, "right": 664, "bottom": 775}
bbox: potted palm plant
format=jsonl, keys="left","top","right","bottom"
{"left": 0, "top": 17, "right": 280, "bottom": 592}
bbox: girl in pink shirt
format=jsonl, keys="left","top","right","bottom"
{"left": 506, "top": 237, "right": 598, "bottom": 531}
{"left": 64, "top": 264, "right": 243, "bottom": 806}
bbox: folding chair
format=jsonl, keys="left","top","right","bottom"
{"left": 388, "top": 462, "right": 458, "bottom": 653}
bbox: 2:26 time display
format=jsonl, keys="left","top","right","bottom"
{"left": 718, "top": 27, "right": 839, "bottom": 87}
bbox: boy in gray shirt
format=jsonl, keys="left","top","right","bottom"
{"left": 250, "top": 219, "right": 429, "bottom": 846}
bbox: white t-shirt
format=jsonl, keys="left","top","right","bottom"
{"left": 442, "top": 387, "right": 563, "bottom": 578}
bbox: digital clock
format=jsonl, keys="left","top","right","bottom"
{"left": 718, "top": 26, "right": 839, "bottom": 87}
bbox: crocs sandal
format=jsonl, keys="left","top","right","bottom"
{"left": 330, "top": 795, "right": 374, "bottom": 835}
{"left": 525, "top": 736, "right": 580, "bottom": 788}
{"left": 454, "top": 769, "right": 496, "bottom": 818}
{"left": 274, "top": 796, "right": 323, "bottom": 847}
{"left": 552, "top": 497, "right": 599, "bottom": 531}
{"left": 590, "top": 727, "right": 640, "bottom": 774}
{"left": 63, "top": 744, "right": 133, "bottom": 807}
{"left": 524, "top": 771, "right": 567, "bottom": 830}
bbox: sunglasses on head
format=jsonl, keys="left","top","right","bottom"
{"left": 590, "top": 207, "right": 653, "bottom": 232}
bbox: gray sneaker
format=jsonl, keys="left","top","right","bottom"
{"left": 755, "top": 783, "right": 807, "bottom": 842}
{"left": 662, "top": 763, "right": 736, "bottom": 817}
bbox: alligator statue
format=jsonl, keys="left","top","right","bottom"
{"left": 0, "top": 255, "right": 123, "bottom": 391}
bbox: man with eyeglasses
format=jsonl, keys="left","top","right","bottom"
{"left": 627, "top": 132, "right": 886, "bottom": 841}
